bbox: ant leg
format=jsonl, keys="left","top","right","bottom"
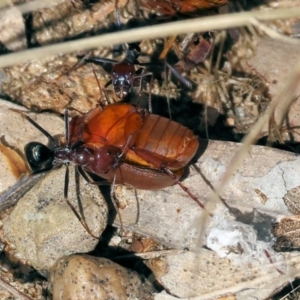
{"left": 63, "top": 106, "right": 86, "bottom": 115}
{"left": 25, "top": 115, "right": 58, "bottom": 147}
{"left": 64, "top": 107, "right": 70, "bottom": 146}
{"left": 147, "top": 72, "right": 154, "bottom": 113}
{"left": 103, "top": 80, "right": 115, "bottom": 105}
{"left": 104, "top": 80, "right": 112, "bottom": 89}
{"left": 67, "top": 54, "right": 89, "bottom": 74}
{"left": 165, "top": 62, "right": 193, "bottom": 89}
{"left": 163, "top": 60, "right": 172, "bottom": 120}
{"left": 67, "top": 55, "right": 116, "bottom": 77}
{"left": 117, "top": 134, "right": 134, "bottom": 161}
{"left": 91, "top": 68, "right": 111, "bottom": 107}
{"left": 134, "top": 69, "right": 153, "bottom": 112}
{"left": 110, "top": 174, "right": 124, "bottom": 230}
{"left": 64, "top": 165, "right": 100, "bottom": 239}
{"left": 82, "top": 56, "right": 118, "bottom": 65}
{"left": 77, "top": 166, "right": 110, "bottom": 186}
{"left": 62, "top": 107, "right": 87, "bottom": 148}
{"left": 77, "top": 167, "right": 123, "bottom": 229}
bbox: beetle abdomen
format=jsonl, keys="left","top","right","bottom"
{"left": 126, "top": 114, "right": 199, "bottom": 170}
{"left": 96, "top": 162, "right": 184, "bottom": 190}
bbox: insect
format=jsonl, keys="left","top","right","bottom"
{"left": 79, "top": 44, "right": 153, "bottom": 101}
{"left": 73, "top": 7, "right": 201, "bottom": 109}
{"left": 73, "top": 8, "right": 153, "bottom": 107}
{"left": 171, "top": 34, "right": 212, "bottom": 74}
{"left": 160, "top": 33, "right": 212, "bottom": 88}
{"left": 25, "top": 102, "right": 207, "bottom": 219}
{"left": 138, "top": 0, "right": 228, "bottom": 16}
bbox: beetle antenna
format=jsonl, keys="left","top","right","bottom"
{"left": 25, "top": 115, "right": 58, "bottom": 147}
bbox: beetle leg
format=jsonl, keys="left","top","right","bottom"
{"left": 131, "top": 147, "right": 212, "bottom": 216}
{"left": 162, "top": 166, "right": 212, "bottom": 217}
{"left": 117, "top": 134, "right": 134, "bottom": 161}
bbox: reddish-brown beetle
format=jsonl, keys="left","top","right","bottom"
{"left": 25, "top": 102, "right": 206, "bottom": 212}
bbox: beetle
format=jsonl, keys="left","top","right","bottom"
{"left": 25, "top": 102, "right": 207, "bottom": 214}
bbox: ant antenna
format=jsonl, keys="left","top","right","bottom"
{"left": 92, "top": 68, "right": 110, "bottom": 107}
{"left": 25, "top": 116, "right": 58, "bottom": 147}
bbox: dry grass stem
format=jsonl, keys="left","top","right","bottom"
{"left": 0, "top": 0, "right": 63, "bottom": 14}
{"left": 0, "top": 277, "right": 34, "bottom": 300}
{"left": 207, "top": 56, "right": 300, "bottom": 215}
{"left": 0, "top": 6, "right": 300, "bottom": 68}
{"left": 251, "top": 18, "right": 300, "bottom": 45}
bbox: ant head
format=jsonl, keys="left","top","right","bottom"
{"left": 25, "top": 142, "right": 54, "bottom": 172}
{"left": 113, "top": 81, "right": 131, "bottom": 99}
{"left": 111, "top": 62, "right": 135, "bottom": 99}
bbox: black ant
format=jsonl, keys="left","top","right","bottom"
{"left": 71, "top": 6, "right": 204, "bottom": 113}
{"left": 72, "top": 7, "right": 154, "bottom": 109}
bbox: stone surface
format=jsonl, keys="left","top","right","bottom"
{"left": 109, "top": 139, "right": 300, "bottom": 299}
{"left": 241, "top": 37, "right": 300, "bottom": 142}
{"left": 3, "top": 166, "right": 108, "bottom": 275}
{"left": 0, "top": 7, "right": 26, "bottom": 51}
{"left": 0, "top": 99, "right": 63, "bottom": 203}
{"left": 49, "top": 254, "right": 155, "bottom": 300}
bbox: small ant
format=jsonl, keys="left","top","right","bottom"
{"left": 73, "top": 7, "right": 154, "bottom": 110}
{"left": 72, "top": 6, "right": 201, "bottom": 111}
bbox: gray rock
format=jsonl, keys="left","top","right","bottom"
{"left": 49, "top": 254, "right": 155, "bottom": 300}
{"left": 3, "top": 167, "right": 108, "bottom": 276}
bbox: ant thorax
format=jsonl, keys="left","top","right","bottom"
{"left": 54, "top": 145, "right": 121, "bottom": 175}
